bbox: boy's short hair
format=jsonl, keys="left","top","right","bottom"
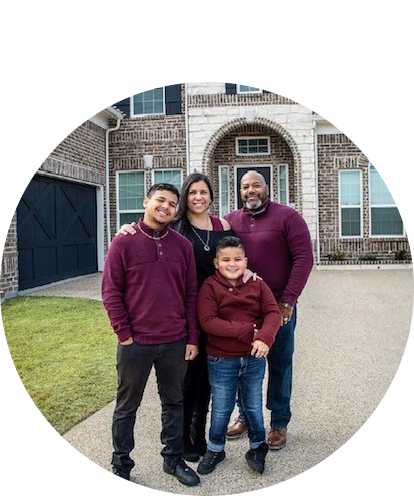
{"left": 147, "top": 183, "right": 180, "bottom": 201}
{"left": 216, "top": 236, "right": 245, "bottom": 256}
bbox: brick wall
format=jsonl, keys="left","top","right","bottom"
{"left": 317, "top": 133, "right": 411, "bottom": 261}
{"left": 0, "top": 83, "right": 105, "bottom": 298}
{"left": 108, "top": 114, "right": 187, "bottom": 235}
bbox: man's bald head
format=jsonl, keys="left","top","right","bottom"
{"left": 241, "top": 170, "right": 266, "bottom": 187}
{"left": 240, "top": 171, "right": 269, "bottom": 211}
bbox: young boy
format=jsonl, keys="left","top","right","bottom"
{"left": 196, "top": 236, "right": 280, "bottom": 475}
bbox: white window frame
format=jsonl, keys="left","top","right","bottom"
{"left": 236, "top": 85, "right": 263, "bottom": 94}
{"left": 130, "top": 87, "right": 166, "bottom": 118}
{"left": 277, "top": 163, "right": 290, "bottom": 205}
{"left": 151, "top": 168, "right": 183, "bottom": 189}
{"left": 338, "top": 169, "right": 363, "bottom": 239}
{"left": 116, "top": 170, "right": 146, "bottom": 230}
{"left": 368, "top": 164, "right": 405, "bottom": 238}
{"left": 218, "top": 166, "right": 231, "bottom": 217}
{"left": 234, "top": 165, "right": 273, "bottom": 210}
{"left": 362, "top": 82, "right": 407, "bottom": 105}
{"left": 235, "top": 136, "right": 271, "bottom": 156}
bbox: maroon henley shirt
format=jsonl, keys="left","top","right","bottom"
{"left": 225, "top": 201, "right": 313, "bottom": 306}
{"left": 102, "top": 219, "right": 199, "bottom": 345}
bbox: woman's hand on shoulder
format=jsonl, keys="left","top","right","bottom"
{"left": 220, "top": 218, "right": 232, "bottom": 231}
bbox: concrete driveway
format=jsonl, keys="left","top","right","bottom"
{"left": 27, "top": 267, "right": 413, "bottom": 494}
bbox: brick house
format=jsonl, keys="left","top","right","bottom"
{"left": 0, "top": 82, "right": 410, "bottom": 300}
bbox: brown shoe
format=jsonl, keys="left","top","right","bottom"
{"left": 226, "top": 418, "right": 247, "bottom": 439}
{"left": 268, "top": 428, "right": 287, "bottom": 450}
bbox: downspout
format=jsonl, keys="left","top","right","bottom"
{"left": 313, "top": 120, "right": 321, "bottom": 265}
{"left": 185, "top": 83, "right": 191, "bottom": 175}
{"left": 105, "top": 118, "right": 121, "bottom": 249}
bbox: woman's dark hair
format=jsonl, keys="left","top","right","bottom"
{"left": 172, "top": 173, "right": 214, "bottom": 241}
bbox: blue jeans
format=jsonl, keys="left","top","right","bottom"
{"left": 238, "top": 306, "right": 297, "bottom": 429}
{"left": 207, "top": 355, "right": 266, "bottom": 452}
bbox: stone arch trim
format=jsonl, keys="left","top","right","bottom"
{"left": 201, "top": 117, "right": 303, "bottom": 212}
{"left": 358, "top": 138, "right": 414, "bottom": 167}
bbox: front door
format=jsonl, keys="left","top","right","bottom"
{"left": 235, "top": 166, "right": 271, "bottom": 209}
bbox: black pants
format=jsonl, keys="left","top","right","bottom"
{"left": 112, "top": 338, "right": 188, "bottom": 471}
{"left": 182, "top": 339, "right": 210, "bottom": 442}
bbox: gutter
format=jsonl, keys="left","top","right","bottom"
{"left": 185, "top": 83, "right": 191, "bottom": 175}
{"left": 313, "top": 120, "right": 321, "bottom": 265}
{"left": 105, "top": 106, "right": 124, "bottom": 248}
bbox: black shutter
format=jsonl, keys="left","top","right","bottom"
{"left": 165, "top": 84, "right": 182, "bottom": 115}
{"left": 262, "top": 83, "right": 274, "bottom": 93}
{"left": 114, "top": 83, "right": 130, "bottom": 117}
{"left": 225, "top": 83, "right": 237, "bottom": 94}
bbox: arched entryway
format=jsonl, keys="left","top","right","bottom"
{"left": 201, "top": 117, "right": 302, "bottom": 216}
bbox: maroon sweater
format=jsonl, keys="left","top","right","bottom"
{"left": 197, "top": 272, "right": 280, "bottom": 358}
{"left": 225, "top": 201, "right": 313, "bottom": 306}
{"left": 102, "top": 220, "right": 199, "bottom": 345}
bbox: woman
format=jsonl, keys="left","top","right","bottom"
{"left": 118, "top": 173, "right": 254, "bottom": 462}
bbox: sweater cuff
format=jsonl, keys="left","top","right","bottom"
{"left": 187, "top": 329, "right": 200, "bottom": 346}
{"left": 255, "top": 330, "right": 276, "bottom": 349}
{"left": 280, "top": 291, "right": 297, "bottom": 307}
{"left": 116, "top": 327, "right": 133, "bottom": 343}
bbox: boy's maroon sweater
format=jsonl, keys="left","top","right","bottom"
{"left": 102, "top": 220, "right": 199, "bottom": 345}
{"left": 197, "top": 271, "right": 280, "bottom": 358}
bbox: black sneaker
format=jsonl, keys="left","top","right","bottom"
{"left": 245, "top": 442, "right": 269, "bottom": 474}
{"left": 197, "top": 449, "right": 225, "bottom": 474}
{"left": 163, "top": 459, "right": 200, "bottom": 487}
{"left": 105, "top": 467, "right": 129, "bottom": 496}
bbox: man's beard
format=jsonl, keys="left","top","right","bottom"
{"left": 245, "top": 198, "right": 263, "bottom": 210}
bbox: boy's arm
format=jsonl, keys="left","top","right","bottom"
{"left": 184, "top": 246, "right": 199, "bottom": 346}
{"left": 197, "top": 281, "right": 254, "bottom": 344}
{"left": 101, "top": 240, "right": 132, "bottom": 343}
{"left": 255, "top": 282, "right": 281, "bottom": 348}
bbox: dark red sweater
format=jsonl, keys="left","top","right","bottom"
{"left": 102, "top": 220, "right": 199, "bottom": 345}
{"left": 197, "top": 272, "right": 280, "bottom": 358}
{"left": 225, "top": 201, "right": 313, "bottom": 306}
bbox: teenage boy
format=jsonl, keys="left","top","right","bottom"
{"left": 102, "top": 183, "right": 200, "bottom": 486}
{"left": 196, "top": 236, "right": 280, "bottom": 475}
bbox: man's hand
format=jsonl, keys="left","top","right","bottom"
{"left": 185, "top": 344, "right": 199, "bottom": 361}
{"left": 251, "top": 340, "right": 269, "bottom": 358}
{"left": 115, "top": 222, "right": 137, "bottom": 237}
{"left": 120, "top": 337, "right": 134, "bottom": 346}
{"left": 277, "top": 302, "right": 293, "bottom": 326}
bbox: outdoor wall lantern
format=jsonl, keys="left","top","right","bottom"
{"left": 143, "top": 154, "right": 154, "bottom": 170}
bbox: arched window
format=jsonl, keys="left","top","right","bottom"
{"left": 369, "top": 152, "right": 404, "bottom": 236}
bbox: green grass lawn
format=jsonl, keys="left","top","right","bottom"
{"left": 1, "top": 296, "right": 118, "bottom": 435}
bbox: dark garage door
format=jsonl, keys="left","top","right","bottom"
{"left": 17, "top": 175, "right": 97, "bottom": 290}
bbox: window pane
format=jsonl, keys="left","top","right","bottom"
{"left": 133, "top": 87, "right": 164, "bottom": 115}
{"left": 371, "top": 207, "right": 403, "bottom": 235}
{"left": 237, "top": 137, "right": 269, "bottom": 155}
{"left": 118, "top": 172, "right": 145, "bottom": 210}
{"left": 120, "top": 212, "right": 143, "bottom": 225}
{"left": 278, "top": 165, "right": 288, "bottom": 205}
{"left": 239, "top": 85, "right": 260, "bottom": 92}
{"left": 340, "top": 171, "right": 361, "bottom": 205}
{"left": 370, "top": 165, "right": 395, "bottom": 205}
{"left": 220, "top": 167, "right": 230, "bottom": 216}
{"left": 341, "top": 208, "right": 361, "bottom": 236}
{"left": 154, "top": 170, "right": 182, "bottom": 189}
